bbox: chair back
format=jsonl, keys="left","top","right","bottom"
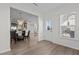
{"left": 22, "top": 31, "right": 26, "bottom": 36}
{"left": 27, "top": 30, "right": 30, "bottom": 37}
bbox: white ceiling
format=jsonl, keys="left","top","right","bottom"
{"left": 14, "top": 3, "right": 63, "bottom": 14}
{"left": 31, "top": 3, "right": 63, "bottom": 13}
{"left": 29, "top": 3, "right": 79, "bottom": 14}
{"left": 10, "top": 3, "right": 79, "bottom": 15}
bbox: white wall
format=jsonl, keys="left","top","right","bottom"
{"left": 0, "top": 3, "right": 42, "bottom": 53}
{"left": 0, "top": 4, "right": 10, "bottom": 53}
{"left": 43, "top": 4, "right": 79, "bottom": 50}
{"left": 38, "top": 16, "right": 43, "bottom": 41}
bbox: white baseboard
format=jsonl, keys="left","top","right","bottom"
{"left": 42, "top": 38, "right": 79, "bottom": 50}
{"left": 0, "top": 48, "right": 11, "bottom": 54}
{"left": 53, "top": 41, "right": 79, "bottom": 50}
{"left": 38, "top": 35, "right": 43, "bottom": 41}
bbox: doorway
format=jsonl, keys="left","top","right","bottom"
{"left": 10, "top": 7, "right": 38, "bottom": 50}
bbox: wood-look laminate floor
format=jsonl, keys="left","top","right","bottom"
{"left": 1, "top": 35, "right": 79, "bottom": 55}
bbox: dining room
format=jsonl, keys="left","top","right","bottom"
{"left": 10, "top": 7, "right": 39, "bottom": 50}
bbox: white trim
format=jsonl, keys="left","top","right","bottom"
{"left": 45, "top": 38, "right": 79, "bottom": 50}
{"left": 0, "top": 48, "right": 11, "bottom": 54}
{"left": 53, "top": 40, "right": 79, "bottom": 50}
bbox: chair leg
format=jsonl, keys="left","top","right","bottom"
{"left": 27, "top": 37, "right": 30, "bottom": 41}
{"left": 24, "top": 37, "right": 26, "bottom": 41}
{"left": 14, "top": 39, "right": 16, "bottom": 44}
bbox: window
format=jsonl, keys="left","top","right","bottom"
{"left": 60, "top": 12, "right": 76, "bottom": 39}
